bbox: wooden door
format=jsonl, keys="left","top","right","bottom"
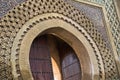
{"left": 29, "top": 36, "right": 53, "bottom": 80}
{"left": 60, "top": 44, "right": 81, "bottom": 80}
{"left": 62, "top": 53, "right": 81, "bottom": 80}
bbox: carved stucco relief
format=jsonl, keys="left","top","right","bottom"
{"left": 0, "top": 0, "right": 119, "bottom": 80}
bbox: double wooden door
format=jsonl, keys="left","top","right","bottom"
{"left": 29, "top": 35, "right": 81, "bottom": 80}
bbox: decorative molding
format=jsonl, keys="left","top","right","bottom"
{"left": 0, "top": 0, "right": 119, "bottom": 79}
{"left": 83, "top": 0, "right": 120, "bottom": 64}
{"left": 11, "top": 13, "right": 103, "bottom": 80}
{"left": 70, "top": 0, "right": 120, "bottom": 77}
{"left": 0, "top": 0, "right": 119, "bottom": 59}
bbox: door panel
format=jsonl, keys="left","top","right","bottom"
{"left": 29, "top": 36, "right": 53, "bottom": 80}
{"left": 61, "top": 44, "right": 81, "bottom": 80}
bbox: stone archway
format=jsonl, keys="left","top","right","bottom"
{"left": 0, "top": 0, "right": 119, "bottom": 80}
{"left": 11, "top": 13, "right": 102, "bottom": 80}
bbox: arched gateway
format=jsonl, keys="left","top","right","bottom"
{"left": 0, "top": 0, "right": 119, "bottom": 80}
{"left": 13, "top": 15, "right": 100, "bottom": 80}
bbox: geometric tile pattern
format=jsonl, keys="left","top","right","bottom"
{"left": 0, "top": 0, "right": 27, "bottom": 18}
{"left": 65, "top": 0, "right": 113, "bottom": 52}
{"left": 85, "top": 0, "right": 120, "bottom": 63}
{"left": 0, "top": 0, "right": 119, "bottom": 56}
{"left": 0, "top": 0, "right": 119, "bottom": 79}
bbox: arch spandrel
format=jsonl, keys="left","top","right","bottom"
{"left": 0, "top": 0, "right": 119, "bottom": 80}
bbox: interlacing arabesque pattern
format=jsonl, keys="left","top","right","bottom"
{"left": 0, "top": 0, "right": 119, "bottom": 79}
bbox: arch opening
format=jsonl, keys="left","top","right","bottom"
{"left": 13, "top": 17, "right": 101, "bottom": 80}
{"left": 29, "top": 34, "right": 82, "bottom": 80}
